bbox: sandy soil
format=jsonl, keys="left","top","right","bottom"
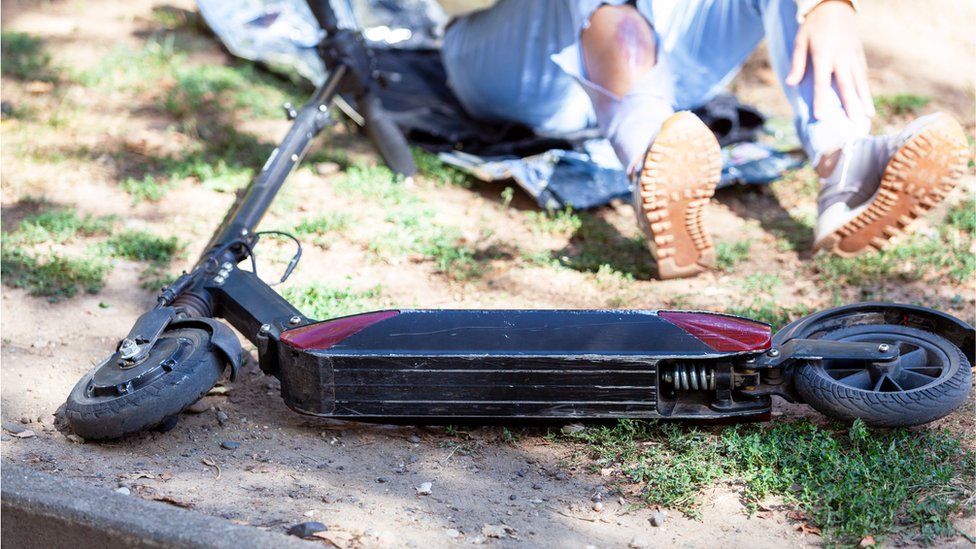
{"left": 1, "top": 0, "right": 974, "bottom": 547}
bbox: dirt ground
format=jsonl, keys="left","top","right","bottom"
{"left": 1, "top": 0, "right": 975, "bottom": 547}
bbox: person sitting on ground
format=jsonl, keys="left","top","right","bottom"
{"left": 437, "top": 0, "right": 968, "bottom": 279}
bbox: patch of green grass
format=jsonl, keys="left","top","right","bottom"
{"left": 740, "top": 272, "right": 782, "bottom": 294}
{"left": 945, "top": 198, "right": 975, "bottom": 234}
{"left": 121, "top": 174, "right": 174, "bottom": 202}
{"left": 80, "top": 35, "right": 304, "bottom": 122}
{"left": 715, "top": 240, "right": 752, "bottom": 271}
{"left": 164, "top": 61, "right": 303, "bottom": 120}
{"left": 525, "top": 206, "right": 582, "bottom": 236}
{"left": 556, "top": 213, "right": 653, "bottom": 279}
{"left": 816, "top": 200, "right": 976, "bottom": 287}
{"left": 105, "top": 230, "right": 182, "bottom": 262}
{"left": 0, "top": 245, "right": 110, "bottom": 300}
{"left": 1, "top": 32, "right": 53, "bottom": 81}
{"left": 293, "top": 214, "right": 352, "bottom": 237}
{"left": 874, "top": 93, "right": 931, "bottom": 117}
{"left": 726, "top": 301, "right": 812, "bottom": 329}
{"left": 333, "top": 164, "right": 409, "bottom": 204}
{"left": 413, "top": 148, "right": 470, "bottom": 188}
{"left": 139, "top": 263, "right": 179, "bottom": 292}
{"left": 78, "top": 36, "right": 176, "bottom": 89}
{"left": 280, "top": 284, "right": 383, "bottom": 320}
{"left": 422, "top": 229, "right": 482, "bottom": 281}
{"left": 9, "top": 209, "right": 116, "bottom": 245}
{"left": 568, "top": 419, "right": 973, "bottom": 545}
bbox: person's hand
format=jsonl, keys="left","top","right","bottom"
{"left": 786, "top": 0, "right": 875, "bottom": 121}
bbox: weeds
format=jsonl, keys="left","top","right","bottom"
{"left": 726, "top": 301, "right": 812, "bottom": 329}
{"left": 0, "top": 246, "right": 110, "bottom": 300}
{"left": 121, "top": 174, "right": 174, "bottom": 202}
{"left": 567, "top": 419, "right": 973, "bottom": 545}
{"left": 815, "top": 199, "right": 976, "bottom": 287}
{"left": 526, "top": 206, "right": 582, "bottom": 236}
{"left": 413, "top": 148, "right": 471, "bottom": 188}
{"left": 1, "top": 204, "right": 183, "bottom": 299}
{"left": 874, "top": 93, "right": 931, "bottom": 117}
{"left": 8, "top": 209, "right": 115, "bottom": 245}
{"left": 1, "top": 32, "right": 54, "bottom": 81}
{"left": 716, "top": 240, "right": 752, "bottom": 271}
{"left": 105, "top": 230, "right": 182, "bottom": 262}
{"left": 557, "top": 213, "right": 653, "bottom": 279}
{"left": 280, "top": 284, "right": 383, "bottom": 320}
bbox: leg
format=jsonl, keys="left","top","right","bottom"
{"left": 758, "top": 0, "right": 967, "bottom": 255}
{"left": 441, "top": 0, "right": 594, "bottom": 135}
{"left": 576, "top": 4, "right": 722, "bottom": 278}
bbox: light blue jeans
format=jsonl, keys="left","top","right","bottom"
{"left": 442, "top": 0, "right": 871, "bottom": 167}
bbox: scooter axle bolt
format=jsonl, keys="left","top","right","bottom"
{"left": 259, "top": 324, "right": 271, "bottom": 334}
{"left": 289, "top": 316, "right": 302, "bottom": 325}
{"left": 766, "top": 349, "right": 780, "bottom": 357}
{"left": 878, "top": 343, "right": 890, "bottom": 352}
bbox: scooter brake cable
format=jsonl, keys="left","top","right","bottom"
{"left": 251, "top": 230, "right": 303, "bottom": 286}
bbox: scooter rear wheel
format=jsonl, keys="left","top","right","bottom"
{"left": 795, "top": 325, "right": 971, "bottom": 427}
{"left": 64, "top": 327, "right": 225, "bottom": 439}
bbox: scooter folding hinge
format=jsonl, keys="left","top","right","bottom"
{"left": 756, "top": 338, "right": 900, "bottom": 368}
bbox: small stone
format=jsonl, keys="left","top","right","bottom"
{"left": 554, "top": 471, "right": 568, "bottom": 481}
{"left": 376, "top": 477, "right": 389, "bottom": 484}
{"left": 66, "top": 434, "right": 85, "bottom": 444}
{"left": 19, "top": 417, "right": 32, "bottom": 424}
{"left": 591, "top": 493, "right": 603, "bottom": 503}
{"left": 416, "top": 482, "right": 432, "bottom": 495}
{"left": 560, "top": 423, "right": 585, "bottom": 435}
{"left": 2, "top": 422, "right": 25, "bottom": 435}
{"left": 532, "top": 483, "right": 542, "bottom": 490}
{"left": 407, "top": 435, "right": 421, "bottom": 444}
{"left": 221, "top": 440, "right": 240, "bottom": 450}
{"left": 649, "top": 511, "right": 666, "bottom": 527}
{"left": 445, "top": 529, "right": 461, "bottom": 538}
{"left": 408, "top": 455, "right": 419, "bottom": 463}
{"left": 216, "top": 411, "right": 229, "bottom": 424}
{"left": 592, "top": 502, "right": 604, "bottom": 513}
{"left": 629, "top": 536, "right": 651, "bottom": 548}
{"left": 516, "top": 468, "right": 527, "bottom": 477}
{"left": 287, "top": 521, "right": 327, "bottom": 538}
{"left": 115, "top": 487, "right": 131, "bottom": 496}
{"left": 509, "top": 494, "right": 517, "bottom": 501}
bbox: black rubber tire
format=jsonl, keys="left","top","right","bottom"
{"left": 65, "top": 327, "right": 224, "bottom": 439}
{"left": 795, "top": 325, "right": 972, "bottom": 427}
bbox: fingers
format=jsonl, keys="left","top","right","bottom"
{"left": 785, "top": 30, "right": 809, "bottom": 86}
{"left": 834, "top": 64, "right": 862, "bottom": 120}
{"left": 853, "top": 58, "right": 876, "bottom": 117}
{"left": 812, "top": 54, "right": 833, "bottom": 120}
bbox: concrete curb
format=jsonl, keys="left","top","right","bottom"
{"left": 1, "top": 464, "right": 317, "bottom": 548}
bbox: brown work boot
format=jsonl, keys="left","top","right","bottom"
{"left": 632, "top": 111, "right": 721, "bottom": 279}
{"left": 814, "top": 112, "right": 968, "bottom": 256}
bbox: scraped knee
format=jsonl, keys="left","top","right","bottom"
{"left": 581, "top": 4, "right": 657, "bottom": 97}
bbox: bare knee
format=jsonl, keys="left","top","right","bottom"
{"left": 581, "top": 4, "right": 656, "bottom": 97}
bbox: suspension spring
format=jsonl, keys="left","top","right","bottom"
{"left": 172, "top": 292, "right": 212, "bottom": 318}
{"left": 663, "top": 364, "right": 716, "bottom": 391}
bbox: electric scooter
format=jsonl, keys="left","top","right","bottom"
{"left": 63, "top": 0, "right": 974, "bottom": 439}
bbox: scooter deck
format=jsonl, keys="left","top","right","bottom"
{"left": 274, "top": 309, "right": 772, "bottom": 419}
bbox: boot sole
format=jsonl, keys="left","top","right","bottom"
{"left": 814, "top": 114, "right": 968, "bottom": 257}
{"left": 635, "top": 112, "right": 721, "bottom": 279}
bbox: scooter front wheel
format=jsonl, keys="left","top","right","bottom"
{"left": 64, "top": 327, "right": 225, "bottom": 439}
{"left": 795, "top": 325, "right": 971, "bottom": 427}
